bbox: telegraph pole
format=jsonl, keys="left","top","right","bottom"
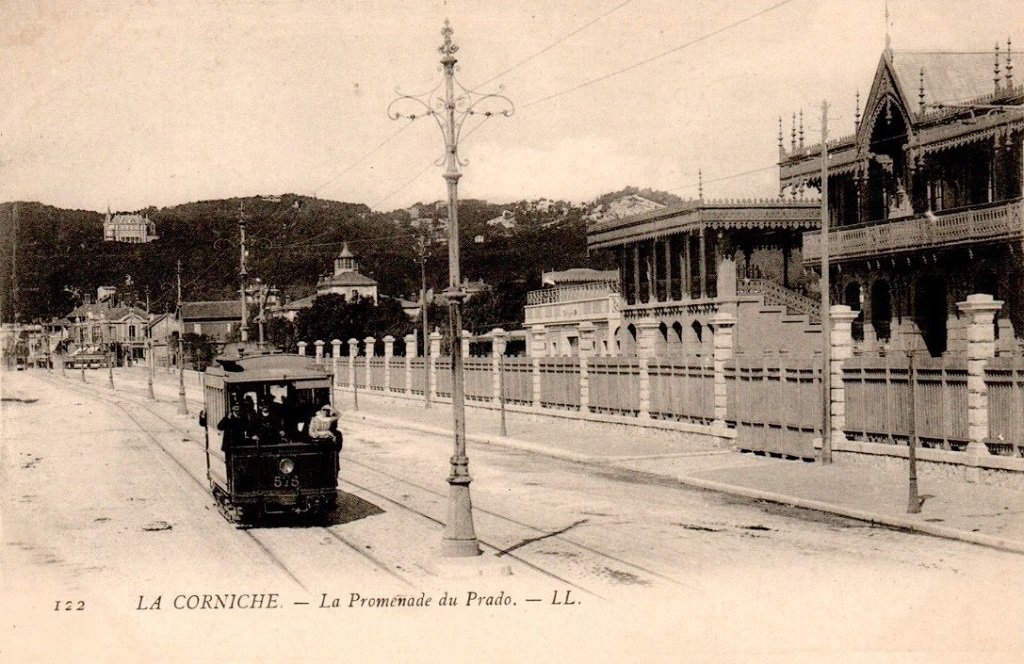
{"left": 176, "top": 259, "right": 188, "bottom": 415}
{"left": 389, "top": 19, "right": 514, "bottom": 557}
{"left": 239, "top": 202, "right": 249, "bottom": 343}
{"left": 414, "top": 206, "right": 432, "bottom": 409}
{"left": 146, "top": 287, "right": 155, "bottom": 400}
{"left": 819, "top": 100, "right": 832, "bottom": 465}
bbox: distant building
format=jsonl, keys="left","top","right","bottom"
{"left": 269, "top": 242, "right": 379, "bottom": 322}
{"left": 316, "top": 243, "right": 379, "bottom": 303}
{"left": 65, "top": 300, "right": 149, "bottom": 363}
{"left": 179, "top": 301, "right": 241, "bottom": 341}
{"left": 103, "top": 208, "right": 158, "bottom": 244}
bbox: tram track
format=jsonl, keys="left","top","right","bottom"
{"left": 48, "top": 370, "right": 681, "bottom": 597}
{"left": 36, "top": 372, "right": 418, "bottom": 593}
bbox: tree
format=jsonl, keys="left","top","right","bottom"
{"left": 182, "top": 333, "right": 216, "bottom": 371}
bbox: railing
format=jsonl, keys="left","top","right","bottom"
{"left": 803, "top": 198, "right": 1024, "bottom": 261}
{"left": 738, "top": 278, "right": 821, "bottom": 322}
{"left": 524, "top": 292, "right": 619, "bottom": 325}
{"left": 526, "top": 281, "right": 619, "bottom": 305}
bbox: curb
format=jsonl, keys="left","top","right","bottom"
{"left": 348, "top": 410, "right": 1024, "bottom": 556}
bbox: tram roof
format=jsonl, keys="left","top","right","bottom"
{"left": 207, "top": 352, "right": 332, "bottom": 384}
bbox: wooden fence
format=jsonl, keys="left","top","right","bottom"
{"left": 843, "top": 354, "right": 970, "bottom": 451}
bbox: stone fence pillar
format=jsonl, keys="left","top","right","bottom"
{"left": 314, "top": 340, "right": 324, "bottom": 365}
{"left": 363, "top": 336, "right": 375, "bottom": 389}
{"left": 957, "top": 293, "right": 1003, "bottom": 457}
{"left": 297, "top": 341, "right": 307, "bottom": 356}
{"left": 529, "top": 325, "right": 547, "bottom": 358}
{"left": 383, "top": 335, "right": 395, "bottom": 392}
{"left": 429, "top": 331, "right": 443, "bottom": 399}
{"left": 331, "top": 339, "right": 342, "bottom": 389}
{"left": 403, "top": 333, "right": 417, "bottom": 395}
{"left": 709, "top": 312, "right": 737, "bottom": 441}
{"left": 461, "top": 330, "right": 471, "bottom": 358}
{"left": 634, "top": 318, "right": 661, "bottom": 360}
{"left": 829, "top": 305, "right": 860, "bottom": 450}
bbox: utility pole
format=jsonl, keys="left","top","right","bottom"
{"left": 819, "top": 100, "right": 832, "bottom": 465}
{"left": 389, "top": 19, "right": 514, "bottom": 557}
{"left": 239, "top": 202, "right": 249, "bottom": 344}
{"left": 176, "top": 259, "right": 188, "bottom": 415}
{"left": 414, "top": 206, "right": 432, "bottom": 409}
{"left": 146, "top": 287, "right": 155, "bottom": 400}
{"left": 906, "top": 350, "right": 920, "bottom": 513}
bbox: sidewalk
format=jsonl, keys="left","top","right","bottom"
{"left": 337, "top": 389, "right": 1024, "bottom": 554}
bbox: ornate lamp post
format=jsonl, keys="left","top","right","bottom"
{"left": 389, "top": 19, "right": 513, "bottom": 557}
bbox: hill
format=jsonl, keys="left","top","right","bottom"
{"left": 1, "top": 191, "right": 627, "bottom": 324}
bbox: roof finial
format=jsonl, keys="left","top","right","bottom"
{"left": 995, "top": 42, "right": 1002, "bottom": 93}
{"left": 1007, "top": 37, "right": 1014, "bottom": 89}
{"left": 698, "top": 169, "right": 704, "bottom": 200}
{"left": 778, "top": 115, "right": 784, "bottom": 156}
{"left": 855, "top": 90, "right": 861, "bottom": 128}
{"left": 798, "top": 109, "right": 804, "bottom": 149}
{"left": 918, "top": 67, "right": 925, "bottom": 112}
{"left": 790, "top": 112, "right": 796, "bottom": 152}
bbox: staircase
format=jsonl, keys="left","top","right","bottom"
{"left": 738, "top": 279, "right": 820, "bottom": 323}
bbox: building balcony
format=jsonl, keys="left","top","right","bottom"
{"left": 803, "top": 198, "right": 1024, "bottom": 263}
{"left": 524, "top": 290, "right": 621, "bottom": 326}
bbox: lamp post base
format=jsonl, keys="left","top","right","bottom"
{"left": 441, "top": 480, "right": 480, "bottom": 557}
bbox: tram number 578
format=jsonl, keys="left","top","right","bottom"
{"left": 273, "top": 475, "right": 299, "bottom": 488}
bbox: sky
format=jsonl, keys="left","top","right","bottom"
{"left": 1, "top": 0, "right": 1020, "bottom": 213}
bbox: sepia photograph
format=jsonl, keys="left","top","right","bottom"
{"left": 2, "top": 1, "right": 1023, "bottom": 662}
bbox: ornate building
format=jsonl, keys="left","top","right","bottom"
{"left": 784, "top": 41, "right": 1024, "bottom": 356}
{"left": 586, "top": 200, "right": 821, "bottom": 356}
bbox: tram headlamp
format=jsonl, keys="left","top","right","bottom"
{"left": 279, "top": 458, "right": 295, "bottom": 475}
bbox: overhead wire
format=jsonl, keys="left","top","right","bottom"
{"left": 520, "top": 0, "right": 799, "bottom": 110}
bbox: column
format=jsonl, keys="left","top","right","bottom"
{"left": 716, "top": 251, "right": 737, "bottom": 299}
{"left": 663, "top": 238, "right": 673, "bottom": 301}
{"left": 314, "top": 339, "right": 324, "bottom": 365}
{"left": 957, "top": 293, "right": 1003, "bottom": 457}
{"left": 829, "top": 305, "right": 860, "bottom": 451}
{"left": 699, "top": 226, "right": 708, "bottom": 298}
{"left": 709, "top": 312, "right": 737, "bottom": 441}
{"left": 461, "top": 330, "right": 471, "bottom": 358}
{"left": 529, "top": 325, "right": 547, "bottom": 358}
{"left": 645, "top": 243, "right": 655, "bottom": 303}
{"left": 681, "top": 234, "right": 691, "bottom": 299}
{"left": 577, "top": 321, "right": 596, "bottom": 358}
{"left": 383, "top": 335, "right": 395, "bottom": 392}
{"left": 297, "top": 341, "right": 307, "bottom": 356}
{"left": 632, "top": 244, "right": 641, "bottom": 305}
{"left": 491, "top": 328, "right": 507, "bottom": 405}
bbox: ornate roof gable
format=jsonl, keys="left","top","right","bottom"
{"left": 856, "top": 52, "right": 915, "bottom": 147}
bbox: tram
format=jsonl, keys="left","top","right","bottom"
{"left": 198, "top": 348, "right": 341, "bottom": 524}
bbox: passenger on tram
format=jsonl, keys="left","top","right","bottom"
{"left": 217, "top": 402, "right": 248, "bottom": 450}
{"left": 308, "top": 405, "right": 341, "bottom": 450}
